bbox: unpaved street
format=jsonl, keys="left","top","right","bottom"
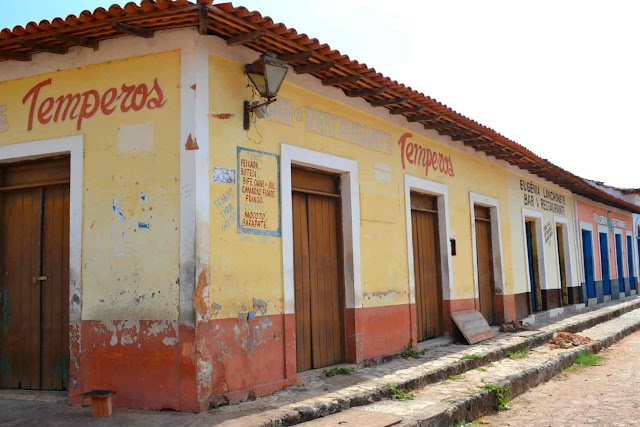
{"left": 480, "top": 331, "right": 640, "bottom": 427}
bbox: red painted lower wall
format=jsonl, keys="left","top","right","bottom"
{"left": 72, "top": 320, "right": 183, "bottom": 410}
{"left": 196, "top": 313, "right": 294, "bottom": 404}
{"left": 351, "top": 304, "right": 413, "bottom": 360}
{"left": 497, "top": 293, "right": 517, "bottom": 323}
{"left": 67, "top": 296, "right": 521, "bottom": 411}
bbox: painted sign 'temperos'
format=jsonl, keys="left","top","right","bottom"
{"left": 22, "top": 77, "right": 167, "bottom": 131}
{"left": 398, "top": 133, "right": 455, "bottom": 177}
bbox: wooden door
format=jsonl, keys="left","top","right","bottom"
{"left": 599, "top": 232, "right": 611, "bottom": 295}
{"left": 556, "top": 225, "right": 568, "bottom": 306}
{"left": 475, "top": 206, "right": 495, "bottom": 323}
{"left": 627, "top": 235, "right": 635, "bottom": 291}
{"left": 615, "top": 233, "right": 625, "bottom": 293}
{"left": 292, "top": 168, "right": 344, "bottom": 372}
{"left": 525, "top": 221, "right": 542, "bottom": 312}
{"left": 0, "top": 157, "right": 70, "bottom": 390}
{"left": 582, "top": 230, "right": 596, "bottom": 299}
{"left": 582, "top": 229, "right": 596, "bottom": 299}
{"left": 411, "top": 193, "right": 443, "bottom": 341}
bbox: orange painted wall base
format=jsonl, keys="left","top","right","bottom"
{"left": 68, "top": 296, "right": 522, "bottom": 411}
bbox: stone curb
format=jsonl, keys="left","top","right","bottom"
{"left": 239, "top": 298, "right": 640, "bottom": 426}
{"left": 411, "top": 311, "right": 640, "bottom": 427}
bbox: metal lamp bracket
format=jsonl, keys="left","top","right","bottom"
{"left": 243, "top": 98, "right": 278, "bottom": 130}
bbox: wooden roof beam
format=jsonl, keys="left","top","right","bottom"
{"left": 463, "top": 139, "right": 493, "bottom": 147}
{"left": 494, "top": 153, "right": 520, "bottom": 160}
{"left": 479, "top": 146, "right": 507, "bottom": 154}
{"left": 20, "top": 40, "right": 68, "bottom": 55}
{"left": 198, "top": 4, "right": 210, "bottom": 35}
{"left": 112, "top": 22, "right": 154, "bottom": 38}
{"left": 0, "top": 50, "right": 32, "bottom": 61}
{"left": 407, "top": 114, "right": 440, "bottom": 122}
{"left": 369, "top": 97, "right": 407, "bottom": 107}
{"left": 345, "top": 87, "right": 387, "bottom": 97}
{"left": 390, "top": 106, "right": 423, "bottom": 115}
{"left": 438, "top": 129, "right": 472, "bottom": 136}
{"left": 277, "top": 51, "right": 313, "bottom": 63}
{"left": 294, "top": 61, "right": 335, "bottom": 74}
{"left": 453, "top": 133, "right": 484, "bottom": 141}
{"left": 226, "top": 30, "right": 265, "bottom": 46}
{"left": 424, "top": 122, "right": 457, "bottom": 130}
{"left": 322, "top": 75, "right": 361, "bottom": 86}
{"left": 52, "top": 34, "right": 99, "bottom": 51}
{"left": 508, "top": 158, "right": 534, "bottom": 164}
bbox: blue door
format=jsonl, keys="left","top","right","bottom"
{"left": 582, "top": 229, "right": 596, "bottom": 299}
{"left": 600, "top": 232, "right": 611, "bottom": 295}
{"left": 525, "top": 222, "right": 538, "bottom": 312}
{"left": 627, "top": 235, "right": 635, "bottom": 290}
{"left": 615, "top": 234, "right": 625, "bottom": 292}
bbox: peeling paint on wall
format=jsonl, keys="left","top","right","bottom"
{"left": 194, "top": 268, "right": 210, "bottom": 319}
{"left": 210, "top": 113, "right": 234, "bottom": 120}
{"left": 252, "top": 298, "right": 268, "bottom": 315}
{"left": 363, "top": 289, "right": 401, "bottom": 299}
{"left": 112, "top": 199, "right": 125, "bottom": 222}
{"left": 213, "top": 167, "right": 236, "bottom": 184}
{"left": 185, "top": 133, "right": 199, "bottom": 150}
{"left": 162, "top": 337, "right": 178, "bottom": 346}
{"left": 211, "top": 302, "right": 222, "bottom": 317}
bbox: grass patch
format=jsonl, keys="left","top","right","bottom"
{"left": 573, "top": 351, "right": 605, "bottom": 367}
{"left": 461, "top": 353, "right": 484, "bottom": 361}
{"left": 387, "top": 383, "right": 415, "bottom": 400}
{"left": 323, "top": 366, "right": 355, "bottom": 377}
{"left": 507, "top": 347, "right": 530, "bottom": 360}
{"left": 477, "top": 367, "right": 487, "bottom": 372}
{"left": 565, "top": 351, "right": 606, "bottom": 372}
{"left": 401, "top": 339, "right": 426, "bottom": 359}
{"left": 449, "top": 373, "right": 465, "bottom": 381}
{"left": 481, "top": 383, "right": 511, "bottom": 411}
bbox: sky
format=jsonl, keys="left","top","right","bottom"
{"left": 2, "top": 0, "right": 639, "bottom": 187}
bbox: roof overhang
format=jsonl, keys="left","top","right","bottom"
{"left": 2, "top": 0, "right": 638, "bottom": 214}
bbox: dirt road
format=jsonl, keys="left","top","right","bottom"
{"left": 479, "top": 331, "right": 640, "bottom": 427}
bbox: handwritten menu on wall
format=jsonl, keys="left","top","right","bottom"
{"left": 236, "top": 147, "right": 281, "bottom": 237}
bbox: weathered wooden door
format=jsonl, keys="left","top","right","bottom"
{"left": 525, "top": 221, "right": 542, "bottom": 312}
{"left": 411, "top": 192, "right": 443, "bottom": 341}
{"left": 0, "top": 157, "right": 70, "bottom": 390}
{"left": 474, "top": 206, "right": 495, "bottom": 324}
{"left": 292, "top": 167, "right": 345, "bottom": 372}
{"left": 556, "top": 225, "right": 568, "bottom": 306}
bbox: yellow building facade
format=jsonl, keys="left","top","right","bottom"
{"left": 0, "top": 3, "right": 638, "bottom": 412}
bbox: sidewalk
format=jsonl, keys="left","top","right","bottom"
{"left": 1, "top": 296, "right": 639, "bottom": 427}
{"left": 215, "top": 296, "right": 640, "bottom": 426}
{"left": 328, "top": 306, "right": 640, "bottom": 426}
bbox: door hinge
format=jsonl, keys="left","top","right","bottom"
{"left": 33, "top": 275, "right": 47, "bottom": 284}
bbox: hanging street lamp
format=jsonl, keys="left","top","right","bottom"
{"left": 243, "top": 53, "right": 289, "bottom": 130}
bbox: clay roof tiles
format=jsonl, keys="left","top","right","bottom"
{"left": 1, "top": 1, "right": 638, "bottom": 213}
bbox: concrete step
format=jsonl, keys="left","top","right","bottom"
{"left": 300, "top": 410, "right": 401, "bottom": 426}
{"left": 519, "top": 303, "right": 586, "bottom": 326}
{"left": 353, "top": 308, "right": 640, "bottom": 426}
{"left": 215, "top": 296, "right": 640, "bottom": 426}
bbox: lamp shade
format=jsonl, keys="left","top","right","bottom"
{"left": 245, "top": 53, "right": 289, "bottom": 99}
{"left": 246, "top": 69, "right": 267, "bottom": 97}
